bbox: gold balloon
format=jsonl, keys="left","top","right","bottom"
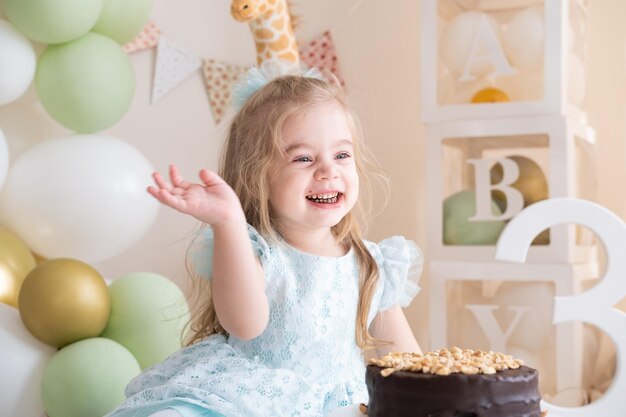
{"left": 33, "top": 253, "right": 48, "bottom": 265}
{"left": 491, "top": 155, "right": 548, "bottom": 205}
{"left": 471, "top": 87, "right": 510, "bottom": 103}
{"left": 18, "top": 258, "right": 110, "bottom": 348}
{"left": 532, "top": 229, "right": 550, "bottom": 245}
{"left": 491, "top": 155, "right": 550, "bottom": 245}
{"left": 0, "top": 227, "right": 36, "bottom": 307}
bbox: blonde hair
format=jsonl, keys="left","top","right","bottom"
{"left": 185, "top": 73, "right": 389, "bottom": 351}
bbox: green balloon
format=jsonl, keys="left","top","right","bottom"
{"left": 101, "top": 272, "right": 190, "bottom": 369}
{"left": 42, "top": 338, "right": 140, "bottom": 417}
{"left": 443, "top": 190, "right": 506, "bottom": 245}
{"left": 93, "top": 0, "right": 153, "bottom": 44}
{"left": 2, "top": 0, "right": 103, "bottom": 44}
{"left": 35, "top": 32, "right": 135, "bottom": 133}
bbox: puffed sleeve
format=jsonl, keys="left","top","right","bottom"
{"left": 190, "top": 224, "right": 270, "bottom": 280}
{"left": 374, "top": 236, "right": 424, "bottom": 311}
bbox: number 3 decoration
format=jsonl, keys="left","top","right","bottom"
{"left": 495, "top": 198, "right": 626, "bottom": 417}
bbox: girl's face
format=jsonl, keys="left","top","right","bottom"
{"left": 268, "top": 100, "right": 359, "bottom": 234}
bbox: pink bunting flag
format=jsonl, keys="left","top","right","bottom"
{"left": 123, "top": 21, "right": 161, "bottom": 54}
{"left": 202, "top": 59, "right": 249, "bottom": 124}
{"left": 299, "top": 31, "right": 345, "bottom": 85}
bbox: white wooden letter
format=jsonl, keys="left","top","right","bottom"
{"left": 468, "top": 158, "right": 524, "bottom": 221}
{"left": 459, "top": 14, "right": 516, "bottom": 82}
{"left": 466, "top": 304, "right": 529, "bottom": 352}
{"left": 495, "top": 198, "right": 626, "bottom": 417}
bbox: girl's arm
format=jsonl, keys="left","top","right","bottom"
{"left": 148, "top": 165, "right": 268, "bottom": 340}
{"left": 369, "top": 305, "right": 422, "bottom": 357}
{"left": 211, "top": 216, "right": 268, "bottom": 340}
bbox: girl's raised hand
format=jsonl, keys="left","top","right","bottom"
{"left": 147, "top": 165, "right": 243, "bottom": 225}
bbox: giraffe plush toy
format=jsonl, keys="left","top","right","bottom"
{"left": 231, "top": 0, "right": 300, "bottom": 68}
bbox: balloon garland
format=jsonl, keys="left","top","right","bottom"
{"left": 0, "top": 3, "right": 192, "bottom": 416}
{"left": 1, "top": 0, "right": 152, "bottom": 132}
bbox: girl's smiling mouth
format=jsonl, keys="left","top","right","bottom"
{"left": 305, "top": 192, "right": 344, "bottom": 205}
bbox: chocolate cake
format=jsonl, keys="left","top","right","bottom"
{"left": 365, "top": 348, "right": 543, "bottom": 417}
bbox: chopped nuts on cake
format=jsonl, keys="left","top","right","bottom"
{"left": 368, "top": 347, "right": 525, "bottom": 377}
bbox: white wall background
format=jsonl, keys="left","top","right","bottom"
{"left": 1, "top": 0, "right": 625, "bottom": 350}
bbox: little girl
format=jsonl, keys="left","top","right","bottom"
{"left": 106, "top": 68, "right": 423, "bottom": 417}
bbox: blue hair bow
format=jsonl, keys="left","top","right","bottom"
{"left": 232, "top": 63, "right": 324, "bottom": 110}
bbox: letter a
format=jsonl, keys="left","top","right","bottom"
{"left": 459, "top": 14, "right": 516, "bottom": 82}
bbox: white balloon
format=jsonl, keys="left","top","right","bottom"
{"left": 438, "top": 69, "right": 487, "bottom": 104}
{"left": 0, "top": 127, "right": 8, "bottom": 191}
{"left": 440, "top": 11, "right": 503, "bottom": 78}
{"left": 0, "top": 304, "right": 56, "bottom": 417}
{"left": 496, "top": 69, "right": 544, "bottom": 101}
{"left": 0, "top": 19, "right": 36, "bottom": 106}
{"left": 0, "top": 135, "right": 159, "bottom": 262}
{"left": 503, "top": 6, "right": 544, "bottom": 71}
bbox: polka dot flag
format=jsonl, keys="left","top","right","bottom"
{"left": 123, "top": 21, "right": 161, "bottom": 54}
{"left": 299, "top": 31, "right": 344, "bottom": 85}
{"left": 202, "top": 59, "right": 249, "bottom": 124}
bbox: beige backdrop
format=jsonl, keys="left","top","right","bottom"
{"left": 0, "top": 0, "right": 625, "bottom": 354}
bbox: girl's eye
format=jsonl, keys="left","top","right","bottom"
{"left": 336, "top": 152, "right": 351, "bottom": 160}
{"left": 293, "top": 156, "right": 313, "bottom": 162}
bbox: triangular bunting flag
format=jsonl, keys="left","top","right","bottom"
{"left": 299, "top": 31, "right": 345, "bottom": 85}
{"left": 202, "top": 59, "right": 249, "bottom": 124}
{"left": 152, "top": 35, "right": 202, "bottom": 104}
{"left": 123, "top": 21, "right": 161, "bottom": 54}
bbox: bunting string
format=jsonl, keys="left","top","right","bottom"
{"left": 123, "top": 4, "right": 356, "bottom": 125}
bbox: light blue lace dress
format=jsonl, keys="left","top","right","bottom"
{"left": 105, "top": 226, "right": 423, "bottom": 417}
